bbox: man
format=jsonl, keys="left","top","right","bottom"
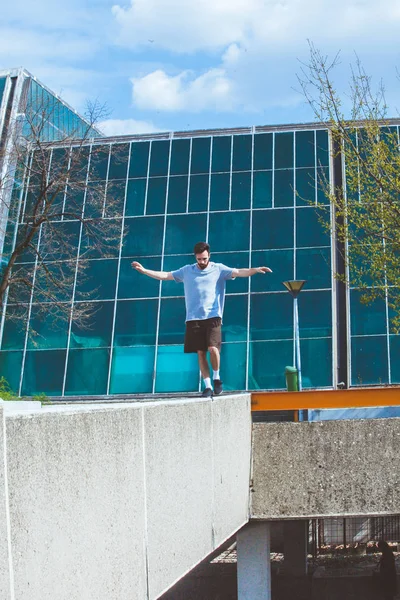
{"left": 132, "top": 241, "right": 272, "bottom": 397}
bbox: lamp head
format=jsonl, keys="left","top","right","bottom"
{"left": 282, "top": 280, "right": 307, "bottom": 298}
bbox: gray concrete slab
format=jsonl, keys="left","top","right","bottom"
{"left": 0, "top": 404, "right": 12, "bottom": 600}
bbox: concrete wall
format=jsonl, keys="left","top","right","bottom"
{"left": 0, "top": 394, "right": 251, "bottom": 600}
{"left": 251, "top": 418, "right": 400, "bottom": 519}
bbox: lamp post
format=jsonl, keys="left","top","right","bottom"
{"left": 282, "top": 280, "right": 306, "bottom": 392}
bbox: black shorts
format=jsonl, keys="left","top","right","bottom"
{"left": 184, "top": 317, "right": 222, "bottom": 353}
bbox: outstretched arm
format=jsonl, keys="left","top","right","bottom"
{"left": 131, "top": 261, "right": 174, "bottom": 281}
{"left": 233, "top": 267, "right": 272, "bottom": 278}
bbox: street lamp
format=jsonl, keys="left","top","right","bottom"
{"left": 282, "top": 280, "right": 307, "bottom": 392}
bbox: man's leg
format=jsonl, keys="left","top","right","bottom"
{"left": 198, "top": 350, "right": 213, "bottom": 397}
{"left": 208, "top": 345, "right": 223, "bottom": 395}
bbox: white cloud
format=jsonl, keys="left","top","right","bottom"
{"left": 98, "top": 118, "right": 161, "bottom": 136}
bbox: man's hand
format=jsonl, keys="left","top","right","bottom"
{"left": 256, "top": 266, "right": 273, "bottom": 274}
{"left": 131, "top": 261, "right": 146, "bottom": 274}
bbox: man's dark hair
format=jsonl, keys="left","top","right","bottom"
{"left": 193, "top": 241, "right": 210, "bottom": 255}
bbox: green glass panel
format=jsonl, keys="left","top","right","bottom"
{"left": 209, "top": 211, "right": 250, "bottom": 252}
{"left": 32, "top": 261, "right": 75, "bottom": 303}
{"left": 212, "top": 252, "right": 249, "bottom": 294}
{"left": 300, "top": 337, "right": 332, "bottom": 388}
{"left": 84, "top": 181, "right": 107, "bottom": 218}
{"left": 110, "top": 346, "right": 155, "bottom": 393}
{"left": 189, "top": 174, "right": 209, "bottom": 212}
{"left": 251, "top": 249, "right": 294, "bottom": 292}
{"left": 0, "top": 77, "right": 6, "bottom": 105}
{"left": 317, "top": 167, "right": 330, "bottom": 204}
{"left": 146, "top": 177, "right": 167, "bottom": 215}
{"left": 105, "top": 180, "right": 125, "bottom": 217}
{"left": 298, "top": 290, "right": 332, "bottom": 338}
{"left": 296, "top": 248, "right": 331, "bottom": 289}
{"left": 191, "top": 137, "right": 211, "bottom": 174}
{"left": 248, "top": 340, "right": 292, "bottom": 390}
{"left": 64, "top": 186, "right": 85, "bottom": 219}
{"left": 108, "top": 143, "right": 129, "bottom": 180}
{"left": 295, "top": 130, "right": 315, "bottom": 168}
{"left": 75, "top": 259, "right": 118, "bottom": 301}
{"left": 8, "top": 265, "right": 34, "bottom": 303}
{"left": 164, "top": 214, "right": 207, "bottom": 255}
{"left": 28, "top": 305, "right": 69, "bottom": 349}
{"left": 70, "top": 301, "right": 114, "bottom": 348}
{"left": 232, "top": 135, "right": 252, "bottom": 171}
{"left": 114, "top": 299, "right": 158, "bottom": 346}
{"left": 119, "top": 256, "right": 161, "bottom": 299}
{"left": 123, "top": 216, "right": 164, "bottom": 257}
{"left": 167, "top": 176, "right": 188, "bottom": 214}
{"left": 351, "top": 335, "right": 388, "bottom": 386}
{"left": 231, "top": 172, "right": 251, "bottom": 209}
{"left": 89, "top": 145, "right": 110, "bottom": 180}
{"left": 155, "top": 345, "right": 199, "bottom": 392}
{"left": 49, "top": 147, "right": 70, "bottom": 180}
{"left": 129, "top": 142, "right": 150, "bottom": 178}
{"left": 350, "top": 290, "right": 387, "bottom": 335}
{"left": 254, "top": 133, "right": 272, "bottom": 170}
{"left": 162, "top": 255, "right": 192, "bottom": 297}
{"left": 275, "top": 132, "right": 293, "bottom": 169}
{"left": 149, "top": 140, "right": 170, "bottom": 176}
{"left": 250, "top": 293, "right": 293, "bottom": 340}
{"left": 170, "top": 139, "right": 190, "bottom": 175}
{"left": 39, "top": 221, "right": 80, "bottom": 261}
{"left": 158, "top": 298, "right": 186, "bottom": 344}
{"left": 210, "top": 173, "right": 230, "bottom": 211}
{"left": 211, "top": 136, "right": 231, "bottom": 173}
{"left": 295, "top": 168, "right": 315, "bottom": 206}
{"left": 223, "top": 295, "right": 248, "bottom": 342}
{"left": 220, "top": 342, "right": 246, "bottom": 390}
{"left": 65, "top": 348, "right": 109, "bottom": 395}
{"left": 1, "top": 306, "right": 28, "bottom": 350}
{"left": 14, "top": 225, "right": 39, "bottom": 263}
{"left": 252, "top": 209, "right": 294, "bottom": 250}
{"left": 274, "top": 169, "right": 294, "bottom": 207}
{"left": 296, "top": 208, "right": 330, "bottom": 248}
{"left": 253, "top": 171, "right": 272, "bottom": 209}
{"left": 22, "top": 349, "right": 66, "bottom": 396}
{"left": 0, "top": 351, "right": 23, "bottom": 394}
{"left": 389, "top": 335, "right": 400, "bottom": 384}
{"left": 316, "top": 130, "right": 329, "bottom": 167}
{"left": 125, "top": 179, "right": 146, "bottom": 216}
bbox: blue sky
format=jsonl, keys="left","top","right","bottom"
{"left": 2, "top": 0, "right": 400, "bottom": 136}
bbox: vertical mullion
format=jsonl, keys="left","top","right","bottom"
{"left": 143, "top": 141, "right": 151, "bottom": 215}
{"left": 229, "top": 135, "right": 233, "bottom": 210}
{"left": 106, "top": 142, "right": 132, "bottom": 394}
{"left": 205, "top": 137, "right": 213, "bottom": 244}
{"left": 152, "top": 136, "right": 172, "bottom": 393}
{"left": 60, "top": 147, "right": 72, "bottom": 220}
{"left": 186, "top": 138, "right": 192, "bottom": 214}
{"left": 245, "top": 128, "right": 255, "bottom": 390}
{"left": 101, "top": 144, "right": 112, "bottom": 218}
{"left": 271, "top": 132, "right": 275, "bottom": 208}
{"left": 293, "top": 131, "right": 297, "bottom": 366}
{"left": 314, "top": 130, "right": 318, "bottom": 205}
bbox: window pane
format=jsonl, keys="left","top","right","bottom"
{"left": 0, "top": 350, "right": 23, "bottom": 393}
{"left": 64, "top": 186, "right": 85, "bottom": 220}
{"left": 170, "top": 139, "right": 190, "bottom": 175}
{"left": 223, "top": 295, "right": 248, "bottom": 342}
{"left": 123, "top": 216, "right": 164, "bottom": 257}
{"left": 298, "top": 290, "right": 332, "bottom": 338}
{"left": 232, "top": 135, "right": 252, "bottom": 171}
{"left": 389, "top": 336, "right": 400, "bottom": 384}
{"left": 14, "top": 225, "right": 39, "bottom": 264}
{"left": 295, "top": 168, "right": 315, "bottom": 206}
{"left": 167, "top": 176, "right": 188, "bottom": 214}
{"left": 253, "top": 171, "right": 272, "bottom": 209}
{"left": 114, "top": 299, "right": 158, "bottom": 346}
{"left": 155, "top": 345, "right": 199, "bottom": 392}
{"left": 158, "top": 298, "right": 186, "bottom": 344}
{"left": 316, "top": 130, "right": 329, "bottom": 167}
{"left": 1, "top": 306, "right": 28, "bottom": 349}
{"left": 274, "top": 169, "right": 294, "bottom": 207}
{"left": 231, "top": 172, "right": 251, "bottom": 209}
{"left": 295, "top": 130, "right": 315, "bottom": 168}
{"left": 251, "top": 249, "right": 294, "bottom": 292}
{"left": 250, "top": 292, "right": 293, "bottom": 340}
{"left": 70, "top": 301, "right": 114, "bottom": 348}
{"left": 254, "top": 133, "right": 272, "bottom": 170}
{"left": 65, "top": 348, "right": 109, "bottom": 395}
{"left": 84, "top": 181, "right": 107, "bottom": 219}
{"left": 32, "top": 261, "right": 75, "bottom": 303}
{"left": 108, "top": 143, "right": 129, "bottom": 180}
{"left": 75, "top": 259, "right": 118, "bottom": 301}
{"left": 248, "top": 340, "right": 292, "bottom": 390}
{"left": 296, "top": 208, "right": 330, "bottom": 248}
{"left": 300, "top": 337, "right": 332, "bottom": 388}
{"left": 146, "top": 177, "right": 167, "bottom": 215}
{"left": 296, "top": 248, "right": 331, "bottom": 289}
{"left": 275, "top": 132, "right": 293, "bottom": 169}
{"left": 22, "top": 349, "right": 66, "bottom": 395}
{"left": 191, "top": 137, "right": 211, "bottom": 174}
{"left": 149, "top": 140, "right": 170, "bottom": 176}
{"left": 209, "top": 211, "right": 250, "bottom": 252}
{"left": 164, "top": 214, "right": 207, "bottom": 255}
{"left": 28, "top": 305, "right": 69, "bottom": 349}
{"left": 125, "top": 179, "right": 146, "bottom": 216}
{"left": 220, "top": 342, "right": 246, "bottom": 390}
{"left": 129, "top": 142, "right": 149, "bottom": 178}
{"left": 350, "top": 291, "right": 387, "bottom": 336}
{"left": 89, "top": 145, "right": 109, "bottom": 180}
{"left": 317, "top": 167, "right": 329, "bottom": 204}
{"left": 189, "top": 174, "right": 209, "bottom": 212}
{"left": 212, "top": 252, "right": 249, "bottom": 294}
{"left": 119, "top": 256, "right": 161, "bottom": 299}
{"left": 211, "top": 136, "right": 231, "bottom": 173}
{"left": 162, "top": 255, "right": 191, "bottom": 297}
{"left": 110, "top": 346, "right": 154, "bottom": 393}
{"left": 252, "top": 209, "right": 294, "bottom": 250}
{"left": 210, "top": 173, "right": 230, "bottom": 211}
{"left": 351, "top": 335, "right": 389, "bottom": 386}
{"left": 39, "top": 221, "right": 80, "bottom": 261}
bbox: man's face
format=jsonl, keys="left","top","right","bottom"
{"left": 195, "top": 250, "right": 210, "bottom": 270}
